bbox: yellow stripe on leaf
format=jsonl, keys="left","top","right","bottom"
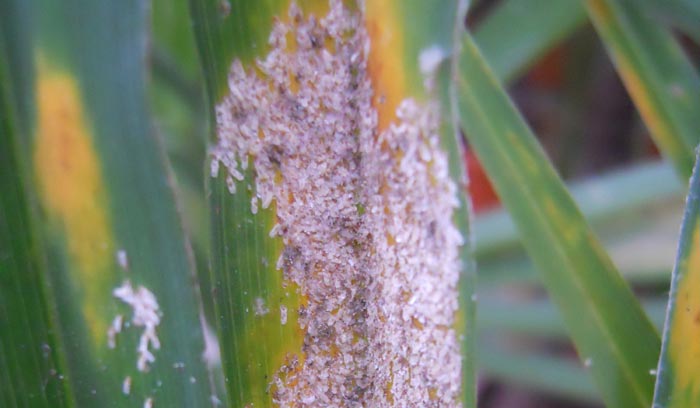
{"left": 365, "top": 0, "right": 407, "bottom": 132}
{"left": 33, "top": 61, "right": 114, "bottom": 345}
{"left": 586, "top": 0, "right": 694, "bottom": 176}
{"left": 668, "top": 224, "right": 700, "bottom": 404}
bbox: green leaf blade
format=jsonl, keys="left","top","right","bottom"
{"left": 190, "top": 1, "right": 315, "bottom": 406}
{"left": 0, "top": 0, "right": 214, "bottom": 405}
{"left": 456, "top": 30, "right": 660, "bottom": 407}
{"left": 479, "top": 347, "right": 599, "bottom": 403}
{"left": 0, "top": 48, "right": 73, "bottom": 408}
{"left": 473, "top": 0, "right": 587, "bottom": 83}
{"left": 653, "top": 149, "right": 700, "bottom": 407}
{"left": 586, "top": 0, "right": 700, "bottom": 179}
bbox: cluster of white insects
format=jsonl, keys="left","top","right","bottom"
{"left": 211, "top": 1, "right": 463, "bottom": 406}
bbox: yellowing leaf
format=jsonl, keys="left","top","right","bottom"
{"left": 34, "top": 61, "right": 114, "bottom": 343}
{"left": 655, "top": 152, "right": 700, "bottom": 407}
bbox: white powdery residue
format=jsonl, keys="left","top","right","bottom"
{"left": 107, "top": 314, "right": 123, "bottom": 349}
{"left": 210, "top": 158, "right": 220, "bottom": 178}
{"left": 419, "top": 45, "right": 447, "bottom": 90}
{"left": 113, "top": 281, "right": 162, "bottom": 372}
{"left": 280, "top": 305, "right": 288, "bottom": 325}
{"left": 251, "top": 196, "right": 259, "bottom": 215}
{"left": 122, "top": 376, "right": 132, "bottom": 395}
{"left": 419, "top": 44, "right": 446, "bottom": 76}
{"left": 116, "top": 250, "right": 129, "bottom": 270}
{"left": 254, "top": 297, "right": 269, "bottom": 316}
{"left": 268, "top": 223, "right": 281, "bottom": 238}
{"left": 212, "top": 0, "right": 462, "bottom": 406}
{"left": 202, "top": 323, "right": 221, "bottom": 368}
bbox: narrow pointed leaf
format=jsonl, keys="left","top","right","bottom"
{"left": 478, "top": 298, "right": 668, "bottom": 338}
{"left": 441, "top": 1, "right": 478, "bottom": 404}
{"left": 654, "top": 149, "right": 700, "bottom": 407}
{"left": 1, "top": 0, "right": 212, "bottom": 405}
{"left": 585, "top": 0, "right": 700, "bottom": 179}
{"left": 455, "top": 29, "right": 660, "bottom": 407}
{"left": 637, "top": 0, "right": 700, "bottom": 44}
{"left": 475, "top": 160, "right": 683, "bottom": 257}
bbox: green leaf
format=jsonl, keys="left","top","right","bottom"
{"left": 475, "top": 160, "right": 683, "bottom": 258}
{"left": 440, "top": 2, "right": 477, "bottom": 404}
{"left": 0, "top": 35, "right": 72, "bottom": 408}
{"left": 479, "top": 347, "right": 599, "bottom": 403}
{"left": 477, "top": 185, "right": 684, "bottom": 289}
{"left": 473, "top": 0, "right": 587, "bottom": 83}
{"left": 653, "top": 149, "right": 700, "bottom": 407}
{"left": 189, "top": 2, "right": 301, "bottom": 405}
{"left": 0, "top": 0, "right": 212, "bottom": 405}
{"left": 478, "top": 298, "right": 668, "bottom": 338}
{"left": 455, "top": 29, "right": 660, "bottom": 407}
{"left": 476, "top": 297, "right": 668, "bottom": 402}
{"left": 191, "top": 0, "right": 474, "bottom": 406}
{"left": 638, "top": 0, "right": 700, "bottom": 43}
{"left": 585, "top": 0, "right": 700, "bottom": 179}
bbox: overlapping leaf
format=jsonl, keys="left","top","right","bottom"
{"left": 586, "top": 0, "right": 700, "bottom": 179}
{"left": 653, "top": 149, "right": 700, "bottom": 407}
{"left": 455, "top": 27, "right": 660, "bottom": 407}
{"left": 1, "top": 0, "right": 212, "bottom": 405}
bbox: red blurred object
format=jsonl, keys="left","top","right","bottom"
{"left": 526, "top": 46, "right": 565, "bottom": 90}
{"left": 465, "top": 149, "right": 499, "bottom": 213}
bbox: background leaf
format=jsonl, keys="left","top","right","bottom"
{"left": 478, "top": 347, "right": 598, "bottom": 404}
{"left": 586, "top": 0, "right": 700, "bottom": 178}
{"left": 455, "top": 28, "right": 660, "bottom": 407}
{"left": 474, "top": 160, "right": 682, "bottom": 257}
{"left": 473, "top": 0, "right": 587, "bottom": 83}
